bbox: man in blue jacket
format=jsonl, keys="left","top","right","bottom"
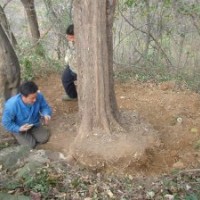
{"left": 2, "top": 81, "right": 52, "bottom": 148}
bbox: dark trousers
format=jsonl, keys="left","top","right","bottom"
{"left": 14, "top": 126, "right": 50, "bottom": 148}
{"left": 61, "top": 66, "right": 77, "bottom": 98}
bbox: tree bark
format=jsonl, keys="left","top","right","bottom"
{"left": 20, "top": 0, "right": 40, "bottom": 44}
{"left": 73, "top": 0, "right": 118, "bottom": 140}
{"left": 68, "top": 1, "right": 160, "bottom": 168}
{"left": 0, "top": 24, "right": 20, "bottom": 112}
{"left": 0, "top": 4, "right": 17, "bottom": 48}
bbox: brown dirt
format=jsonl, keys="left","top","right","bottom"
{"left": 37, "top": 74, "right": 200, "bottom": 175}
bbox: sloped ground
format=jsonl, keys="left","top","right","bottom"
{"left": 1, "top": 73, "right": 200, "bottom": 199}
{"left": 35, "top": 74, "right": 200, "bottom": 175}
{"left": 0, "top": 146, "right": 199, "bottom": 199}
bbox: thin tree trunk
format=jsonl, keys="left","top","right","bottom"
{"left": 0, "top": 4, "right": 17, "bottom": 48}
{"left": 0, "top": 24, "right": 20, "bottom": 111}
{"left": 143, "top": 0, "right": 151, "bottom": 67}
{"left": 43, "top": 0, "right": 71, "bottom": 60}
{"left": 120, "top": 10, "right": 175, "bottom": 69}
{"left": 21, "top": 0, "right": 40, "bottom": 44}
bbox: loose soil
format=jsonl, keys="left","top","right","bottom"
{"left": 3, "top": 74, "right": 200, "bottom": 175}
{"left": 25, "top": 74, "right": 200, "bottom": 175}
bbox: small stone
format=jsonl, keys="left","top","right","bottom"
{"left": 176, "top": 117, "right": 183, "bottom": 124}
{"left": 186, "top": 184, "right": 191, "bottom": 190}
{"left": 128, "top": 175, "right": 133, "bottom": 180}
{"left": 146, "top": 191, "right": 155, "bottom": 199}
{"left": 107, "top": 189, "right": 114, "bottom": 198}
{"left": 164, "top": 194, "right": 174, "bottom": 200}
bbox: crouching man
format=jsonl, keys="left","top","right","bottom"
{"left": 2, "top": 81, "right": 52, "bottom": 148}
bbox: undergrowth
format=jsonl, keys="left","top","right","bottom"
{"left": 114, "top": 67, "right": 200, "bottom": 93}
{"left": 17, "top": 41, "right": 63, "bottom": 81}
{"left": 1, "top": 164, "right": 200, "bottom": 199}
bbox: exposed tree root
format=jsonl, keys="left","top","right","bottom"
{"left": 68, "top": 111, "right": 161, "bottom": 172}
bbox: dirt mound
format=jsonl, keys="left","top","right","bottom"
{"left": 69, "top": 111, "right": 160, "bottom": 172}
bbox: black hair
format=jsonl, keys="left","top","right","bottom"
{"left": 66, "top": 24, "right": 74, "bottom": 35}
{"left": 19, "top": 81, "right": 38, "bottom": 97}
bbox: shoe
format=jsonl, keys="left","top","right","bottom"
{"left": 62, "top": 94, "right": 77, "bottom": 101}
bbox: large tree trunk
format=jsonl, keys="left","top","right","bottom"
{"left": 74, "top": 0, "right": 118, "bottom": 140}
{"left": 0, "top": 4, "right": 17, "bottom": 48}
{"left": 21, "top": 0, "right": 40, "bottom": 44}
{"left": 68, "top": 0, "right": 160, "bottom": 169}
{"left": 0, "top": 24, "right": 20, "bottom": 113}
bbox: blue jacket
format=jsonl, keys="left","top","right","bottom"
{"left": 2, "top": 92, "right": 52, "bottom": 134}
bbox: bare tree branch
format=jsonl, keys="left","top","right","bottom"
{"left": 119, "top": 9, "right": 175, "bottom": 69}
{"left": 3, "top": 0, "right": 13, "bottom": 9}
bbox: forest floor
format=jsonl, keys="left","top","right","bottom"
{"left": 1, "top": 73, "right": 200, "bottom": 199}
{"left": 36, "top": 73, "right": 200, "bottom": 176}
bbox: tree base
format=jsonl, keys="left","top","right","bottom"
{"left": 69, "top": 111, "right": 161, "bottom": 173}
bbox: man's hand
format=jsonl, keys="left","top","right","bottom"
{"left": 19, "top": 124, "right": 33, "bottom": 132}
{"left": 43, "top": 115, "right": 51, "bottom": 125}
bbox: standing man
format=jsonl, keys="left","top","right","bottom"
{"left": 61, "top": 24, "right": 78, "bottom": 101}
{"left": 2, "top": 81, "right": 52, "bottom": 148}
